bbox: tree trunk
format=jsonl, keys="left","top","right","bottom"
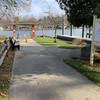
{"left": 88, "top": 27, "right": 92, "bottom": 38}
{"left": 62, "top": 16, "right": 64, "bottom": 35}
{"left": 82, "top": 25, "right": 85, "bottom": 38}
{"left": 42, "top": 27, "right": 44, "bottom": 37}
{"left": 54, "top": 26, "right": 57, "bottom": 43}
{"left": 89, "top": 27, "right": 91, "bottom": 34}
{"left": 70, "top": 24, "right": 72, "bottom": 36}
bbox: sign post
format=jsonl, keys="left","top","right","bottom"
{"left": 90, "top": 15, "right": 96, "bottom": 65}
{"left": 13, "top": 25, "right": 16, "bottom": 38}
{"left": 32, "top": 24, "right": 35, "bottom": 39}
{"left": 90, "top": 15, "right": 100, "bottom": 65}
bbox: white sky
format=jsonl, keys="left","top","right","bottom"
{"left": 21, "top": 0, "right": 65, "bottom": 19}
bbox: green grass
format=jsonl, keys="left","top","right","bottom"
{"left": 35, "top": 36, "right": 82, "bottom": 49}
{"left": 35, "top": 37, "right": 56, "bottom": 44}
{"left": 0, "top": 96, "right": 4, "bottom": 100}
{"left": 64, "top": 59, "right": 100, "bottom": 84}
{"left": 59, "top": 45, "right": 81, "bottom": 49}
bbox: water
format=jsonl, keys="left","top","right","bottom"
{"left": 36, "top": 28, "right": 87, "bottom": 38}
{"left": 0, "top": 28, "right": 92, "bottom": 38}
{"left": 0, "top": 30, "right": 32, "bottom": 38}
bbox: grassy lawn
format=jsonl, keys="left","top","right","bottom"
{"left": 0, "top": 96, "right": 7, "bottom": 100}
{"left": 64, "top": 59, "right": 100, "bottom": 84}
{"left": 35, "top": 36, "right": 82, "bottom": 49}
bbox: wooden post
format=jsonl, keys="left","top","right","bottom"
{"left": 13, "top": 25, "right": 16, "bottom": 38}
{"left": 32, "top": 24, "right": 35, "bottom": 39}
{"left": 90, "top": 15, "right": 96, "bottom": 65}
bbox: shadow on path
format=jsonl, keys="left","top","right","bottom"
{"left": 9, "top": 45, "right": 100, "bottom": 100}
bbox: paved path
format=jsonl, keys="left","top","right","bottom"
{"left": 9, "top": 40, "right": 100, "bottom": 100}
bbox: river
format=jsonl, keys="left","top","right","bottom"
{"left": 0, "top": 28, "right": 89, "bottom": 38}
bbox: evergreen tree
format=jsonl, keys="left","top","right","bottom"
{"left": 56, "top": 0, "right": 100, "bottom": 37}
{"left": 95, "top": 4, "right": 100, "bottom": 18}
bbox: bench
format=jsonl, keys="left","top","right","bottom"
{"left": 14, "top": 41, "right": 20, "bottom": 50}
{"left": 9, "top": 38, "right": 20, "bottom": 50}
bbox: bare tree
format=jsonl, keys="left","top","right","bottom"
{"left": 43, "top": 0, "right": 61, "bottom": 42}
{"left": 0, "top": 0, "right": 31, "bottom": 21}
{"left": 37, "top": 17, "right": 47, "bottom": 37}
{"left": 49, "top": 16, "right": 61, "bottom": 42}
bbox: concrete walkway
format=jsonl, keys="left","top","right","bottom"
{"left": 9, "top": 39, "right": 100, "bottom": 100}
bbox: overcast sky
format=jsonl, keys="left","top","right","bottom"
{"left": 22, "top": 0, "right": 65, "bottom": 19}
